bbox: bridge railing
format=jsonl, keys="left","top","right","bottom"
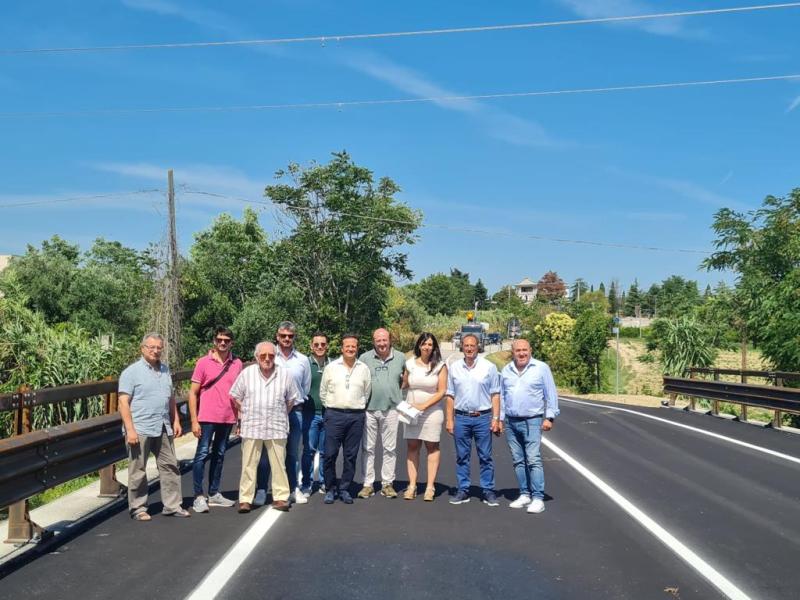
{"left": 663, "top": 370, "right": 800, "bottom": 429}
{"left": 0, "top": 368, "right": 194, "bottom": 543}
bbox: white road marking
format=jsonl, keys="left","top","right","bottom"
{"left": 183, "top": 507, "right": 283, "bottom": 600}
{"left": 542, "top": 437, "right": 752, "bottom": 600}
{"left": 561, "top": 397, "right": 800, "bottom": 466}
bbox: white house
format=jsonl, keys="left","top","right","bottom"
{"left": 515, "top": 277, "right": 537, "bottom": 304}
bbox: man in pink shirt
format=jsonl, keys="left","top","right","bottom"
{"left": 188, "top": 326, "right": 243, "bottom": 513}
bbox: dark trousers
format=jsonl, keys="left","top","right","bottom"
{"left": 323, "top": 409, "right": 365, "bottom": 492}
{"left": 192, "top": 422, "right": 233, "bottom": 496}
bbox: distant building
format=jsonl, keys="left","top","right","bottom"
{"left": 515, "top": 277, "right": 537, "bottom": 304}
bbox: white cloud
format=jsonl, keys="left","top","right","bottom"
{"left": 554, "top": 0, "right": 706, "bottom": 39}
{"left": 344, "top": 51, "right": 561, "bottom": 148}
{"left": 787, "top": 94, "right": 800, "bottom": 113}
{"left": 120, "top": 0, "right": 239, "bottom": 34}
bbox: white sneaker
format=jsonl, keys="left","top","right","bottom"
{"left": 207, "top": 493, "right": 235, "bottom": 508}
{"left": 293, "top": 488, "right": 308, "bottom": 504}
{"left": 527, "top": 498, "right": 545, "bottom": 514}
{"left": 509, "top": 494, "right": 532, "bottom": 509}
{"left": 192, "top": 496, "right": 209, "bottom": 513}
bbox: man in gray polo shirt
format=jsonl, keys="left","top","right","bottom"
{"left": 118, "top": 333, "right": 189, "bottom": 520}
{"left": 358, "top": 328, "right": 405, "bottom": 499}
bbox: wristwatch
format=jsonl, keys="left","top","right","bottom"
{"left": 545, "top": 417, "right": 554, "bottom": 423}
{"left": 492, "top": 416, "right": 501, "bottom": 421}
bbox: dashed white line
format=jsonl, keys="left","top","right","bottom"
{"left": 183, "top": 507, "right": 283, "bottom": 600}
{"left": 542, "top": 437, "right": 752, "bottom": 600}
{"left": 560, "top": 397, "right": 800, "bottom": 465}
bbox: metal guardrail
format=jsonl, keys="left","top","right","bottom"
{"left": 663, "top": 376, "right": 800, "bottom": 428}
{"left": 0, "top": 368, "right": 195, "bottom": 543}
{"left": 686, "top": 367, "right": 800, "bottom": 385}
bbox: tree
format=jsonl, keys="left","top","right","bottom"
{"left": 655, "top": 275, "right": 701, "bottom": 319}
{"left": 624, "top": 279, "right": 645, "bottom": 317}
{"left": 491, "top": 285, "right": 525, "bottom": 313}
{"left": 472, "top": 279, "right": 488, "bottom": 308}
{"left": 598, "top": 282, "right": 606, "bottom": 295}
{"left": 703, "top": 188, "right": 800, "bottom": 371}
{"left": 413, "top": 273, "right": 461, "bottom": 315}
{"left": 573, "top": 308, "right": 611, "bottom": 391}
{"left": 569, "top": 278, "right": 589, "bottom": 302}
{"left": 265, "top": 151, "right": 422, "bottom": 337}
{"left": 536, "top": 271, "right": 566, "bottom": 303}
{"left": 608, "top": 280, "right": 619, "bottom": 315}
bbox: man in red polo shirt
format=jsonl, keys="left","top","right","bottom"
{"left": 188, "top": 326, "right": 243, "bottom": 513}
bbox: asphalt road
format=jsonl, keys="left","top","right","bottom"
{"left": 2, "top": 399, "right": 798, "bottom": 599}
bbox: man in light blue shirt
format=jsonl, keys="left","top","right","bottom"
{"left": 118, "top": 333, "right": 189, "bottom": 520}
{"left": 445, "top": 334, "right": 502, "bottom": 507}
{"left": 255, "top": 320, "right": 312, "bottom": 506}
{"left": 500, "top": 338, "right": 559, "bottom": 514}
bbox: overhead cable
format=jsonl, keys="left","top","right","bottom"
{"left": 181, "top": 190, "right": 711, "bottom": 255}
{"left": 2, "top": 73, "right": 798, "bottom": 119}
{"left": 1, "top": 3, "right": 799, "bottom": 54}
{"left": 0, "top": 189, "right": 162, "bottom": 208}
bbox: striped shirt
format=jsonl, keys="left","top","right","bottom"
{"left": 229, "top": 364, "right": 301, "bottom": 440}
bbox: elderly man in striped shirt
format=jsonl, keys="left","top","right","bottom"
{"left": 229, "top": 341, "right": 301, "bottom": 513}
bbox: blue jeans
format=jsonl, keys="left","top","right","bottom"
{"left": 257, "top": 407, "right": 303, "bottom": 492}
{"left": 192, "top": 422, "right": 233, "bottom": 496}
{"left": 504, "top": 416, "right": 544, "bottom": 499}
{"left": 453, "top": 413, "right": 495, "bottom": 493}
{"left": 301, "top": 409, "right": 325, "bottom": 489}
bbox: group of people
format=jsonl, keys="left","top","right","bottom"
{"left": 117, "top": 321, "right": 559, "bottom": 521}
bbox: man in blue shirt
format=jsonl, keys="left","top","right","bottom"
{"left": 445, "top": 334, "right": 502, "bottom": 506}
{"left": 118, "top": 333, "right": 189, "bottom": 520}
{"left": 500, "top": 338, "right": 559, "bottom": 514}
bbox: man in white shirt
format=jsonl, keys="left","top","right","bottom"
{"left": 320, "top": 333, "right": 372, "bottom": 505}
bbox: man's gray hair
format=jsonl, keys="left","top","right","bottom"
{"left": 141, "top": 332, "right": 164, "bottom": 346}
{"left": 277, "top": 321, "right": 296, "bottom": 333}
{"left": 254, "top": 341, "right": 274, "bottom": 357}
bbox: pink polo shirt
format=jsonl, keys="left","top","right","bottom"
{"left": 191, "top": 351, "right": 243, "bottom": 424}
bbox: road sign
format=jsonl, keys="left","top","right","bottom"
{"left": 612, "top": 327, "right": 619, "bottom": 334}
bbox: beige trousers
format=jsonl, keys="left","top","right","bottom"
{"left": 128, "top": 427, "right": 183, "bottom": 515}
{"left": 240, "top": 438, "right": 289, "bottom": 503}
{"left": 361, "top": 409, "right": 399, "bottom": 486}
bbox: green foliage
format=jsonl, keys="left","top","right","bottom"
{"left": 265, "top": 151, "right": 421, "bottom": 337}
{"left": 383, "top": 286, "right": 428, "bottom": 351}
{"left": 573, "top": 309, "right": 612, "bottom": 391}
{"left": 624, "top": 279, "right": 645, "bottom": 317}
{"left": 412, "top": 273, "right": 463, "bottom": 316}
{"left": 652, "top": 317, "right": 717, "bottom": 376}
{"left": 473, "top": 279, "right": 488, "bottom": 308}
{"left": 491, "top": 285, "right": 526, "bottom": 313}
{"left": 703, "top": 188, "right": 800, "bottom": 372}
{"left": 0, "top": 297, "right": 131, "bottom": 438}
{"left": 654, "top": 276, "right": 701, "bottom": 319}
{"left": 0, "top": 236, "right": 154, "bottom": 338}
{"left": 608, "top": 280, "right": 619, "bottom": 315}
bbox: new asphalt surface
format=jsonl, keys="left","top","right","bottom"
{"left": 2, "top": 399, "right": 798, "bottom": 599}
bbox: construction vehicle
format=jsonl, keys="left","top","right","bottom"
{"left": 455, "top": 311, "right": 487, "bottom": 353}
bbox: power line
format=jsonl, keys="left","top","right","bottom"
{"left": 2, "top": 3, "right": 798, "bottom": 54}
{"left": 0, "top": 189, "right": 163, "bottom": 208}
{"left": 2, "top": 73, "right": 798, "bottom": 119}
{"left": 180, "top": 189, "right": 711, "bottom": 255}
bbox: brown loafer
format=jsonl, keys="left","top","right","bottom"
{"left": 271, "top": 500, "right": 290, "bottom": 512}
{"left": 238, "top": 502, "right": 252, "bottom": 513}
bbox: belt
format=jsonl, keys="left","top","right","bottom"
{"left": 507, "top": 414, "right": 544, "bottom": 420}
{"left": 327, "top": 407, "right": 366, "bottom": 414}
{"left": 455, "top": 408, "right": 492, "bottom": 417}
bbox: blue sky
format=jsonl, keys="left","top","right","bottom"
{"left": 1, "top": 0, "right": 799, "bottom": 294}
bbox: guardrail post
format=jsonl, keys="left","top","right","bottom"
{"left": 98, "top": 377, "right": 122, "bottom": 498}
{"left": 5, "top": 385, "right": 48, "bottom": 545}
{"left": 688, "top": 370, "right": 697, "bottom": 411}
{"left": 772, "top": 410, "right": 782, "bottom": 429}
{"left": 712, "top": 371, "right": 720, "bottom": 415}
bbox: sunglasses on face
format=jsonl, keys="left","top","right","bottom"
{"left": 215, "top": 338, "right": 232, "bottom": 344}
{"left": 278, "top": 333, "right": 295, "bottom": 339}
{"left": 312, "top": 342, "right": 328, "bottom": 348}
{"left": 258, "top": 353, "right": 275, "bottom": 360}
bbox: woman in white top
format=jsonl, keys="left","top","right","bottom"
{"left": 402, "top": 332, "right": 448, "bottom": 501}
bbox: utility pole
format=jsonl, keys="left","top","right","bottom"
{"left": 166, "top": 169, "right": 182, "bottom": 368}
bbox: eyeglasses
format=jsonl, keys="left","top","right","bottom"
{"left": 257, "top": 353, "right": 275, "bottom": 360}
{"left": 278, "top": 333, "right": 295, "bottom": 339}
{"left": 374, "top": 365, "right": 389, "bottom": 372}
{"left": 215, "top": 338, "right": 233, "bottom": 345}
{"left": 312, "top": 342, "right": 328, "bottom": 348}
{"left": 143, "top": 345, "right": 163, "bottom": 351}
